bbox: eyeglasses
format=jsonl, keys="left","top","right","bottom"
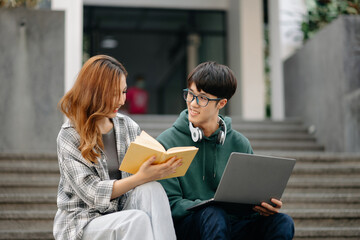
{"left": 183, "top": 89, "right": 223, "bottom": 107}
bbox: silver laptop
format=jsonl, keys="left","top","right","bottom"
{"left": 187, "top": 152, "right": 296, "bottom": 212}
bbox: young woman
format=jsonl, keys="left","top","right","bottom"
{"left": 53, "top": 55, "right": 181, "bottom": 240}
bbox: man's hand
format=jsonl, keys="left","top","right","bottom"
{"left": 253, "top": 198, "right": 282, "bottom": 216}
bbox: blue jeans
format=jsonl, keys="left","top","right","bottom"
{"left": 175, "top": 206, "right": 294, "bottom": 240}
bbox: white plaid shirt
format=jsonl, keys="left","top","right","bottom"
{"left": 53, "top": 113, "right": 140, "bottom": 240}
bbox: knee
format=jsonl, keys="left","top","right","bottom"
{"left": 144, "top": 181, "right": 163, "bottom": 191}
{"left": 126, "top": 210, "right": 152, "bottom": 226}
{"left": 195, "top": 206, "right": 230, "bottom": 237}
{"left": 272, "top": 213, "right": 294, "bottom": 238}
{"left": 198, "top": 206, "right": 228, "bottom": 225}
{"left": 275, "top": 213, "right": 294, "bottom": 228}
{"left": 135, "top": 181, "right": 161, "bottom": 191}
{"left": 108, "top": 210, "right": 152, "bottom": 238}
{"left": 132, "top": 210, "right": 151, "bottom": 220}
{"left": 134, "top": 181, "right": 165, "bottom": 197}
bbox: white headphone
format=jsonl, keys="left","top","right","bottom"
{"left": 189, "top": 117, "right": 227, "bottom": 145}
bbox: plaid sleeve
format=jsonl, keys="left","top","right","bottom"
{"left": 113, "top": 114, "right": 141, "bottom": 209}
{"left": 57, "top": 128, "right": 116, "bottom": 213}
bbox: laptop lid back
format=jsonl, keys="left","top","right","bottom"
{"left": 213, "top": 152, "right": 296, "bottom": 205}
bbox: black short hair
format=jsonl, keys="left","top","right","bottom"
{"left": 187, "top": 61, "right": 237, "bottom": 100}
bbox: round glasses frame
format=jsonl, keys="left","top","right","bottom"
{"left": 183, "top": 89, "right": 223, "bottom": 107}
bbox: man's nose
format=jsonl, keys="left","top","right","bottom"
{"left": 190, "top": 96, "right": 199, "bottom": 106}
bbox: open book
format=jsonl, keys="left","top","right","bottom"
{"left": 119, "top": 131, "right": 198, "bottom": 179}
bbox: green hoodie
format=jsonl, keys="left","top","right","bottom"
{"left": 157, "top": 109, "right": 253, "bottom": 222}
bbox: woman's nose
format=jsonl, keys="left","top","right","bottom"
{"left": 119, "top": 95, "right": 125, "bottom": 105}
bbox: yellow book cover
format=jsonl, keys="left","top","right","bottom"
{"left": 119, "top": 131, "right": 198, "bottom": 179}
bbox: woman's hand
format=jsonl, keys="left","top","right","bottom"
{"left": 253, "top": 198, "right": 282, "bottom": 216}
{"left": 136, "top": 155, "right": 183, "bottom": 184}
{"left": 111, "top": 156, "right": 182, "bottom": 199}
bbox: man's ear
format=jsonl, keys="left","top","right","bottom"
{"left": 217, "top": 99, "right": 228, "bottom": 110}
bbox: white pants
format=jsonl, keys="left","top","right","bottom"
{"left": 82, "top": 182, "right": 176, "bottom": 240}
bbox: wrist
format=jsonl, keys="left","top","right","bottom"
{"left": 132, "top": 172, "right": 149, "bottom": 186}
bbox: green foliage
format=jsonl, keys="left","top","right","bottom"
{"left": 0, "top": 0, "right": 40, "bottom": 8}
{"left": 302, "top": 0, "right": 360, "bottom": 41}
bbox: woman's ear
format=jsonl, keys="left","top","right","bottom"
{"left": 217, "top": 99, "right": 228, "bottom": 110}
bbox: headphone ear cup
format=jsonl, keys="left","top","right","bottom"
{"left": 217, "top": 118, "right": 227, "bottom": 145}
{"left": 217, "top": 131, "right": 225, "bottom": 145}
{"left": 197, "top": 128, "right": 204, "bottom": 142}
{"left": 189, "top": 122, "right": 203, "bottom": 142}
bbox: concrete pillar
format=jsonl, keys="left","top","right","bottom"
{"left": 228, "top": 0, "right": 265, "bottom": 119}
{"left": 52, "top": 0, "right": 83, "bottom": 92}
{"left": 187, "top": 33, "right": 201, "bottom": 75}
{"left": 269, "top": 0, "right": 285, "bottom": 120}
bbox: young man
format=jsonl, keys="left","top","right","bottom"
{"left": 157, "top": 62, "right": 294, "bottom": 240}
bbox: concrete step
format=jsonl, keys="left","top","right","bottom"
{"left": 287, "top": 176, "right": 360, "bottom": 188}
{"left": 293, "top": 163, "right": 360, "bottom": 175}
{"left": 0, "top": 159, "right": 59, "bottom": 173}
{"left": 0, "top": 193, "right": 56, "bottom": 204}
{"left": 0, "top": 210, "right": 55, "bottom": 220}
{"left": 0, "top": 174, "right": 59, "bottom": 187}
{"left": 255, "top": 151, "right": 360, "bottom": 163}
{"left": 6, "top": 176, "right": 359, "bottom": 189}
{"left": 2, "top": 154, "right": 360, "bottom": 175}
{"left": 282, "top": 192, "right": 360, "bottom": 204}
{"left": 130, "top": 114, "right": 304, "bottom": 127}
{"left": 140, "top": 129, "right": 317, "bottom": 142}
{"left": 138, "top": 127, "right": 312, "bottom": 139}
{"left": 0, "top": 220, "right": 53, "bottom": 240}
{"left": 2, "top": 208, "right": 355, "bottom": 226}
{"left": 2, "top": 191, "right": 357, "bottom": 207}
{"left": 243, "top": 132, "right": 316, "bottom": 141}
{"left": 4, "top": 171, "right": 360, "bottom": 190}
{"left": 2, "top": 207, "right": 359, "bottom": 227}
{"left": 130, "top": 115, "right": 313, "bottom": 141}
{"left": 284, "top": 202, "right": 360, "bottom": 209}
{"left": 285, "top": 208, "right": 360, "bottom": 218}
{"left": 294, "top": 227, "right": 360, "bottom": 239}
{"left": 0, "top": 203, "right": 56, "bottom": 211}
{"left": 0, "top": 187, "right": 58, "bottom": 194}
{"left": 127, "top": 129, "right": 324, "bottom": 151}
{"left": 5, "top": 159, "right": 360, "bottom": 177}
{"left": 250, "top": 141, "right": 324, "bottom": 151}
{"left": 1, "top": 148, "right": 360, "bottom": 240}
{"left": 0, "top": 153, "right": 57, "bottom": 160}
{"left": 232, "top": 123, "right": 309, "bottom": 133}
{"left": 0, "top": 230, "right": 53, "bottom": 240}
{"left": 137, "top": 122, "right": 309, "bottom": 132}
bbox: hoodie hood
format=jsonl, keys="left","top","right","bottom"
{"left": 156, "top": 109, "right": 253, "bottom": 221}
{"left": 172, "top": 109, "right": 233, "bottom": 181}
{"left": 173, "top": 109, "right": 233, "bottom": 142}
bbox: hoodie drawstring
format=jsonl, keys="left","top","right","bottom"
{"left": 202, "top": 140, "right": 218, "bottom": 181}
{"left": 214, "top": 144, "right": 218, "bottom": 178}
{"left": 202, "top": 141, "right": 205, "bottom": 181}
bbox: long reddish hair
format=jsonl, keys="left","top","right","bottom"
{"left": 58, "top": 55, "right": 128, "bottom": 163}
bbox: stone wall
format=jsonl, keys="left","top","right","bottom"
{"left": 0, "top": 8, "right": 64, "bottom": 154}
{"left": 284, "top": 15, "right": 360, "bottom": 152}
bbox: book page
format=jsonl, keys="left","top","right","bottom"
{"left": 159, "top": 148, "right": 198, "bottom": 179}
{"left": 119, "top": 131, "right": 198, "bottom": 180}
{"left": 119, "top": 143, "right": 163, "bottom": 174}
{"left": 166, "top": 146, "right": 198, "bottom": 154}
{"left": 134, "top": 131, "right": 165, "bottom": 152}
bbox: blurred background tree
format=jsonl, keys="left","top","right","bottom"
{"left": 302, "top": 0, "right": 360, "bottom": 41}
{"left": 0, "top": 0, "right": 38, "bottom": 8}
{"left": 0, "top": 0, "right": 50, "bottom": 8}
